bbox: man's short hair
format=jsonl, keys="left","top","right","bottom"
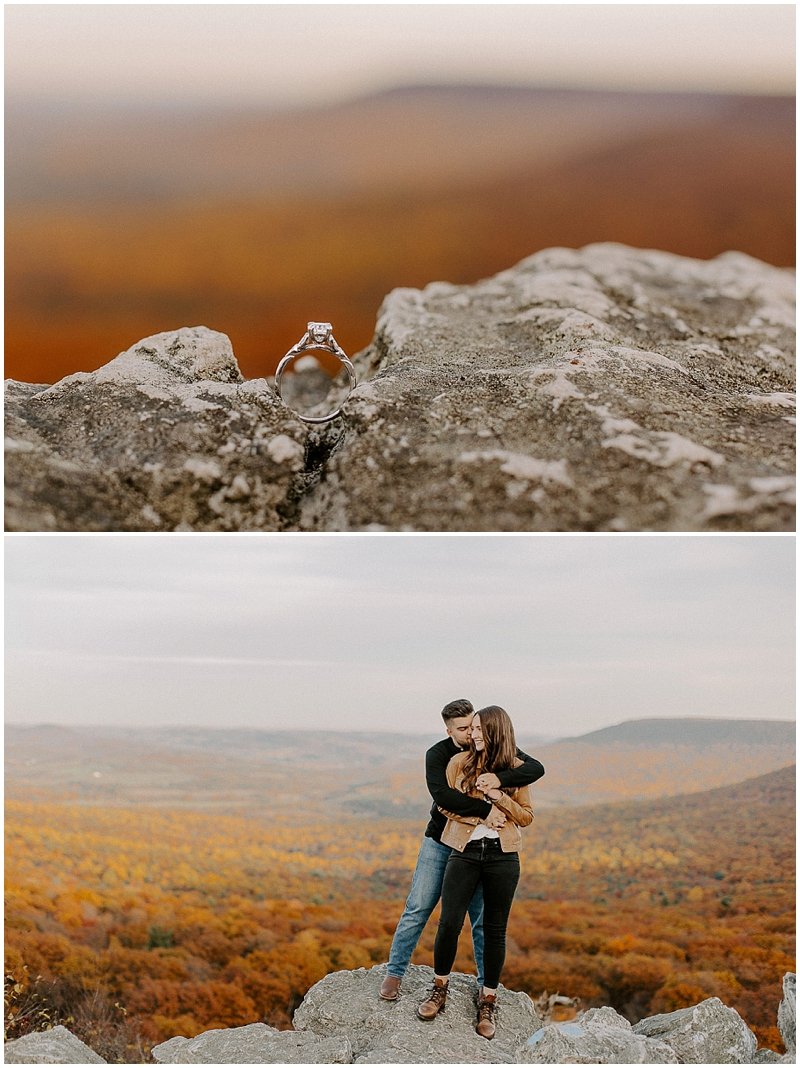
{"left": 441, "top": 698, "right": 474, "bottom": 722}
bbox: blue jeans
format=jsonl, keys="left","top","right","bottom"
{"left": 387, "top": 834, "right": 484, "bottom": 985}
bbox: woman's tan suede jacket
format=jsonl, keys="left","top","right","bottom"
{"left": 438, "top": 751, "right": 534, "bottom": 853}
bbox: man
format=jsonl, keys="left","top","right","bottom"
{"left": 379, "top": 698, "right": 545, "bottom": 1000}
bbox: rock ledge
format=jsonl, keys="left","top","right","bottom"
{"left": 4, "top": 966, "right": 795, "bottom": 1064}
{"left": 5, "top": 245, "right": 795, "bottom": 531}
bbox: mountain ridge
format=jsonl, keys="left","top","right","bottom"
{"left": 5, "top": 717, "right": 794, "bottom": 815}
{"left": 6, "top": 714, "right": 793, "bottom": 740}
{"left": 552, "top": 716, "right": 795, "bottom": 745}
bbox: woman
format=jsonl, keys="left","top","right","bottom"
{"left": 417, "top": 705, "right": 533, "bottom": 1040}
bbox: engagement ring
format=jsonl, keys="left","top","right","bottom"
{"left": 275, "top": 321, "right": 357, "bottom": 424}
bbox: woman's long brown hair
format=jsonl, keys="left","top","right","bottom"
{"left": 461, "top": 705, "right": 518, "bottom": 795}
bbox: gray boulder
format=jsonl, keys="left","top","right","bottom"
{"left": 778, "top": 972, "right": 795, "bottom": 1056}
{"left": 293, "top": 963, "right": 540, "bottom": 1063}
{"left": 521, "top": 1005, "right": 678, "bottom": 1063}
{"left": 3, "top": 1024, "right": 106, "bottom": 1063}
{"left": 151, "top": 1021, "right": 352, "bottom": 1063}
{"left": 753, "top": 1051, "right": 795, "bottom": 1063}
{"left": 5, "top": 244, "right": 795, "bottom": 532}
{"left": 633, "top": 996, "right": 758, "bottom": 1063}
{"left": 300, "top": 243, "right": 794, "bottom": 532}
{"left": 3, "top": 969, "right": 792, "bottom": 1064}
{"left": 5, "top": 326, "right": 308, "bottom": 531}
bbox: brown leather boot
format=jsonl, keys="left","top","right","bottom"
{"left": 379, "top": 975, "right": 401, "bottom": 1001}
{"left": 417, "top": 977, "right": 448, "bottom": 1020}
{"left": 476, "top": 993, "right": 498, "bottom": 1039}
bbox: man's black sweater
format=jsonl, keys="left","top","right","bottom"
{"left": 424, "top": 737, "right": 545, "bottom": 842}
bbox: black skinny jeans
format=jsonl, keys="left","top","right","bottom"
{"left": 433, "top": 838, "right": 520, "bottom": 989}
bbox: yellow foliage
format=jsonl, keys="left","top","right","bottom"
{"left": 4, "top": 781, "right": 794, "bottom": 1054}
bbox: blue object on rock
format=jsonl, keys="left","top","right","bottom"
{"left": 526, "top": 1021, "right": 585, "bottom": 1046}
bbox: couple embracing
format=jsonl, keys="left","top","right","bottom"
{"left": 380, "top": 699, "right": 545, "bottom": 1040}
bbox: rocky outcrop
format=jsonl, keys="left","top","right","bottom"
{"left": 302, "top": 244, "right": 795, "bottom": 532}
{"left": 151, "top": 1022, "right": 352, "bottom": 1063}
{"left": 4, "top": 326, "right": 307, "bottom": 532}
{"left": 293, "top": 964, "right": 539, "bottom": 1063}
{"left": 522, "top": 1005, "right": 678, "bottom": 1062}
{"left": 753, "top": 971, "right": 795, "bottom": 1063}
{"left": 632, "top": 997, "right": 757, "bottom": 1063}
{"left": 3, "top": 1023, "right": 106, "bottom": 1063}
{"left": 5, "top": 967, "right": 795, "bottom": 1064}
{"left": 5, "top": 244, "right": 794, "bottom": 531}
{"left": 778, "top": 972, "right": 796, "bottom": 1057}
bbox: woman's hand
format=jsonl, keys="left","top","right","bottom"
{"left": 484, "top": 788, "right": 505, "bottom": 802}
{"left": 476, "top": 773, "right": 501, "bottom": 792}
{"left": 484, "top": 806, "right": 507, "bottom": 830}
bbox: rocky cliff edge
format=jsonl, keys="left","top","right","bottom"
{"left": 3, "top": 966, "right": 795, "bottom": 1064}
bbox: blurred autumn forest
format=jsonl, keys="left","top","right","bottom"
{"left": 4, "top": 721, "right": 795, "bottom": 1062}
{"left": 4, "top": 86, "right": 794, "bottom": 386}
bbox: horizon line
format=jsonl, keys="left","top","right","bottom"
{"left": 6, "top": 78, "right": 795, "bottom": 116}
{"left": 6, "top": 714, "right": 796, "bottom": 736}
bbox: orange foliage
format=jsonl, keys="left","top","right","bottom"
{"left": 5, "top": 768, "right": 794, "bottom": 1060}
{"left": 5, "top": 99, "right": 794, "bottom": 385}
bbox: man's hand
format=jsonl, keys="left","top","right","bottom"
{"left": 476, "top": 772, "right": 501, "bottom": 791}
{"left": 484, "top": 806, "right": 507, "bottom": 830}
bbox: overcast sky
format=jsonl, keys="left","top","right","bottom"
{"left": 4, "top": 5, "right": 794, "bottom": 108}
{"left": 4, "top": 535, "right": 794, "bottom": 736}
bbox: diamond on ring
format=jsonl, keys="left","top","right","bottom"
{"left": 308, "top": 321, "right": 333, "bottom": 344}
{"left": 274, "top": 322, "right": 357, "bottom": 425}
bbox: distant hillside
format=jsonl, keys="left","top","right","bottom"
{"left": 517, "top": 761, "right": 796, "bottom": 902}
{"left": 4, "top": 84, "right": 793, "bottom": 384}
{"left": 4, "top": 719, "right": 792, "bottom": 816}
{"left": 4, "top": 723, "right": 553, "bottom": 769}
{"left": 349, "top": 718, "right": 795, "bottom": 811}
{"left": 532, "top": 717, "right": 794, "bottom": 807}
{"left": 5, "top": 85, "right": 758, "bottom": 203}
{"left": 561, "top": 717, "right": 795, "bottom": 746}
{"left": 4, "top": 723, "right": 555, "bottom": 819}
{"left": 555, "top": 761, "right": 796, "bottom": 838}
{"left": 3, "top": 724, "right": 432, "bottom": 818}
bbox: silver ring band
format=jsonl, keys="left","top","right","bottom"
{"left": 275, "top": 321, "right": 357, "bottom": 424}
